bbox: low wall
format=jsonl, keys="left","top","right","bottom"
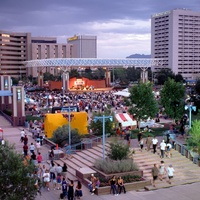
{"left": 91, "top": 166, "right": 143, "bottom": 180}
{"left": 83, "top": 177, "right": 151, "bottom": 195}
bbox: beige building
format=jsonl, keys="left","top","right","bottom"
{"left": 29, "top": 37, "right": 72, "bottom": 77}
{"left": 0, "top": 30, "right": 73, "bottom": 78}
{"left": 67, "top": 35, "right": 97, "bottom": 58}
{"left": 151, "top": 8, "right": 200, "bottom": 80}
{"left": 0, "top": 30, "right": 31, "bottom": 78}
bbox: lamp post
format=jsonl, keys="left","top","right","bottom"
{"left": 94, "top": 115, "right": 113, "bottom": 160}
{"left": 185, "top": 104, "right": 196, "bottom": 129}
{"left": 62, "top": 107, "right": 74, "bottom": 148}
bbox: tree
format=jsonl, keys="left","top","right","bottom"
{"left": 69, "top": 69, "right": 80, "bottom": 78}
{"left": 127, "top": 83, "right": 159, "bottom": 124}
{"left": 186, "top": 120, "right": 200, "bottom": 155}
{"left": 51, "top": 125, "right": 82, "bottom": 147}
{"left": 0, "top": 142, "right": 37, "bottom": 200}
{"left": 160, "top": 78, "right": 185, "bottom": 121}
{"left": 89, "top": 110, "right": 115, "bottom": 136}
{"left": 195, "top": 79, "right": 200, "bottom": 95}
{"left": 156, "top": 69, "right": 175, "bottom": 85}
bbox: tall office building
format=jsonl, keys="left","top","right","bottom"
{"left": 0, "top": 30, "right": 31, "bottom": 78}
{"left": 67, "top": 35, "right": 97, "bottom": 58}
{"left": 151, "top": 9, "right": 200, "bottom": 80}
{"left": 0, "top": 30, "right": 72, "bottom": 78}
{"left": 29, "top": 37, "right": 72, "bottom": 77}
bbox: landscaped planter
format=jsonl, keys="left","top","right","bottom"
{"left": 83, "top": 177, "right": 151, "bottom": 195}
{"left": 91, "top": 166, "right": 143, "bottom": 180}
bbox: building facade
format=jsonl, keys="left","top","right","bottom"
{"left": 29, "top": 37, "right": 72, "bottom": 77}
{"left": 0, "top": 30, "right": 31, "bottom": 78}
{"left": 0, "top": 30, "right": 73, "bottom": 78}
{"left": 67, "top": 35, "right": 97, "bottom": 58}
{"left": 151, "top": 8, "right": 200, "bottom": 80}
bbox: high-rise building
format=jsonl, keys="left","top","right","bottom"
{"left": 0, "top": 30, "right": 31, "bottom": 78}
{"left": 29, "top": 37, "right": 72, "bottom": 77}
{"left": 67, "top": 35, "right": 97, "bottom": 58}
{"left": 151, "top": 8, "right": 200, "bottom": 80}
{"left": 0, "top": 30, "right": 72, "bottom": 78}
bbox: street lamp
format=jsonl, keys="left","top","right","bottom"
{"left": 185, "top": 104, "right": 196, "bottom": 129}
{"left": 62, "top": 107, "right": 74, "bottom": 148}
{"left": 94, "top": 115, "right": 113, "bottom": 160}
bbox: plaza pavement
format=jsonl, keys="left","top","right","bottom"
{"left": 1, "top": 115, "right": 200, "bottom": 200}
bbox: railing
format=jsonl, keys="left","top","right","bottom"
{"left": 0, "top": 111, "right": 13, "bottom": 125}
{"left": 175, "top": 140, "right": 199, "bottom": 165}
{"left": 62, "top": 134, "right": 110, "bottom": 155}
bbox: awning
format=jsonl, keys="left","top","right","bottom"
{"left": 0, "top": 90, "right": 13, "bottom": 97}
{"left": 115, "top": 113, "right": 136, "bottom": 127}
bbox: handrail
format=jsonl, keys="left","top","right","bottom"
{"left": 62, "top": 134, "right": 109, "bottom": 154}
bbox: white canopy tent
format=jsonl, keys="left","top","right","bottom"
{"left": 113, "top": 88, "right": 130, "bottom": 97}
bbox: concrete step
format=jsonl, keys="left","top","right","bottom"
{"left": 46, "top": 159, "right": 77, "bottom": 179}
{"left": 72, "top": 154, "right": 94, "bottom": 167}
{"left": 76, "top": 152, "right": 96, "bottom": 163}
{"left": 82, "top": 150, "right": 102, "bottom": 160}
{"left": 87, "top": 148, "right": 106, "bottom": 157}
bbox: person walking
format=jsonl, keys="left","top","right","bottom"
{"left": 160, "top": 140, "right": 166, "bottom": 159}
{"left": 68, "top": 179, "right": 74, "bottom": 200}
{"left": 139, "top": 137, "right": 144, "bottom": 152}
{"left": 43, "top": 169, "right": 50, "bottom": 191}
{"left": 75, "top": 180, "right": 83, "bottom": 199}
{"left": 159, "top": 160, "right": 166, "bottom": 181}
{"left": 37, "top": 152, "right": 42, "bottom": 163}
{"left": 29, "top": 142, "right": 35, "bottom": 154}
{"left": 23, "top": 134, "right": 28, "bottom": 145}
{"left": 20, "top": 129, "right": 25, "bottom": 142}
{"left": 61, "top": 177, "right": 68, "bottom": 198}
{"left": 166, "top": 142, "right": 172, "bottom": 158}
{"left": 23, "top": 143, "right": 28, "bottom": 157}
{"left": 152, "top": 136, "right": 158, "bottom": 154}
{"left": 167, "top": 164, "right": 175, "bottom": 184}
{"left": 62, "top": 163, "right": 68, "bottom": 178}
{"left": 146, "top": 135, "right": 152, "bottom": 151}
{"left": 152, "top": 163, "right": 159, "bottom": 187}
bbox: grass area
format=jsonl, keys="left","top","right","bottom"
{"left": 192, "top": 112, "right": 200, "bottom": 121}
{"left": 25, "top": 115, "right": 44, "bottom": 122}
{"left": 130, "top": 126, "right": 169, "bottom": 139}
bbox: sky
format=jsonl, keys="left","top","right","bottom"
{"left": 0, "top": 0, "right": 199, "bottom": 58}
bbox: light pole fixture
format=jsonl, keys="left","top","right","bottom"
{"left": 185, "top": 104, "right": 196, "bottom": 129}
{"left": 62, "top": 107, "right": 74, "bottom": 148}
{"left": 94, "top": 115, "right": 113, "bottom": 160}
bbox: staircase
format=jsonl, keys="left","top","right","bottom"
{"left": 132, "top": 147, "right": 200, "bottom": 190}
{"left": 48, "top": 143, "right": 110, "bottom": 180}
{"left": 49, "top": 141, "right": 200, "bottom": 190}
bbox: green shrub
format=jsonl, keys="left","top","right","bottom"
{"left": 107, "top": 141, "right": 130, "bottom": 160}
{"left": 3, "top": 109, "right": 12, "bottom": 116}
{"left": 94, "top": 158, "right": 138, "bottom": 174}
{"left": 51, "top": 125, "right": 82, "bottom": 147}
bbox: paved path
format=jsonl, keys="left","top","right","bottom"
{"left": 1, "top": 115, "right": 200, "bottom": 200}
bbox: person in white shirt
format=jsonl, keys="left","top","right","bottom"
{"left": 20, "top": 129, "right": 25, "bottom": 142}
{"left": 152, "top": 136, "right": 158, "bottom": 154}
{"left": 56, "top": 164, "right": 63, "bottom": 176}
{"left": 160, "top": 140, "right": 166, "bottom": 158}
{"left": 166, "top": 142, "right": 172, "bottom": 158}
{"left": 167, "top": 164, "right": 175, "bottom": 184}
{"left": 29, "top": 143, "right": 35, "bottom": 154}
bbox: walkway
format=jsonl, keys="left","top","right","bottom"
{"left": 1, "top": 115, "right": 200, "bottom": 200}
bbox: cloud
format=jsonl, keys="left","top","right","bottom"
{"left": 0, "top": 0, "right": 199, "bottom": 58}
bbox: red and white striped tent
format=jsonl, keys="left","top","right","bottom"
{"left": 115, "top": 113, "right": 137, "bottom": 128}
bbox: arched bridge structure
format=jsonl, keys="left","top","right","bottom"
{"left": 24, "top": 58, "right": 163, "bottom": 90}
